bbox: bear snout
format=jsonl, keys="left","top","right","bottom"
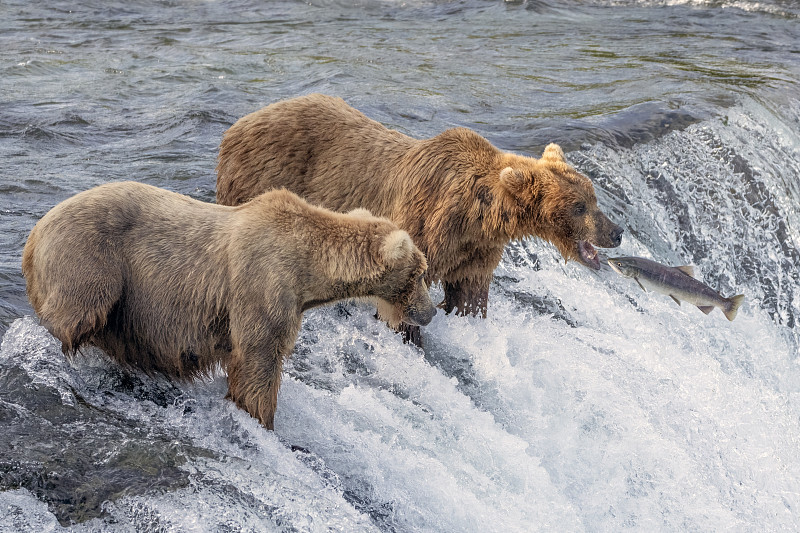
{"left": 587, "top": 212, "right": 624, "bottom": 249}
{"left": 412, "top": 303, "right": 437, "bottom": 327}
{"left": 404, "top": 293, "right": 437, "bottom": 326}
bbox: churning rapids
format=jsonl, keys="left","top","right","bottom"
{"left": 1, "top": 0, "right": 799, "bottom": 531}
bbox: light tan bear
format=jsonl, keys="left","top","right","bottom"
{"left": 22, "top": 181, "right": 435, "bottom": 430}
{"left": 216, "top": 94, "right": 623, "bottom": 336}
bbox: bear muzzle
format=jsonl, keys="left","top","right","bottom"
{"left": 404, "top": 303, "right": 437, "bottom": 327}
{"left": 402, "top": 285, "right": 437, "bottom": 326}
{"left": 577, "top": 224, "right": 624, "bottom": 270}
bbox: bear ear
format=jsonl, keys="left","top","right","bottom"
{"left": 541, "top": 143, "right": 566, "bottom": 162}
{"left": 381, "top": 230, "right": 413, "bottom": 263}
{"left": 348, "top": 207, "right": 373, "bottom": 219}
{"left": 499, "top": 167, "right": 525, "bottom": 192}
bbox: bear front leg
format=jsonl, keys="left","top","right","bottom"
{"left": 372, "top": 312, "right": 423, "bottom": 347}
{"left": 440, "top": 278, "right": 489, "bottom": 318}
{"left": 398, "top": 323, "right": 422, "bottom": 347}
{"left": 225, "top": 339, "right": 289, "bottom": 430}
{"left": 226, "top": 304, "right": 301, "bottom": 430}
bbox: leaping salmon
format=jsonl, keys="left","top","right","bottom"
{"left": 608, "top": 256, "right": 744, "bottom": 321}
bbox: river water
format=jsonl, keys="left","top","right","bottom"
{"left": 1, "top": 0, "right": 799, "bottom": 531}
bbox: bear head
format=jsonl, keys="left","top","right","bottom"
{"left": 373, "top": 229, "right": 437, "bottom": 328}
{"left": 498, "top": 143, "right": 623, "bottom": 270}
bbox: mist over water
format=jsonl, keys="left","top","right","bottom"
{"left": 1, "top": 0, "right": 799, "bottom": 531}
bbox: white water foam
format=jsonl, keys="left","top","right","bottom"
{"left": 599, "top": 0, "right": 799, "bottom": 17}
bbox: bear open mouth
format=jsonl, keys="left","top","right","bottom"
{"left": 577, "top": 240, "right": 601, "bottom": 270}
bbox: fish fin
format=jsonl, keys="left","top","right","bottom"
{"left": 636, "top": 279, "right": 647, "bottom": 292}
{"left": 670, "top": 295, "right": 681, "bottom": 306}
{"left": 723, "top": 294, "right": 745, "bottom": 321}
{"left": 697, "top": 305, "right": 714, "bottom": 315}
{"left": 676, "top": 265, "right": 695, "bottom": 278}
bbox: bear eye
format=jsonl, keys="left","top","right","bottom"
{"left": 574, "top": 202, "right": 587, "bottom": 216}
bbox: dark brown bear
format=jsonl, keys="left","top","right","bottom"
{"left": 216, "top": 94, "right": 623, "bottom": 325}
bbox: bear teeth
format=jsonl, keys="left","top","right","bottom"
{"left": 578, "top": 240, "right": 601, "bottom": 269}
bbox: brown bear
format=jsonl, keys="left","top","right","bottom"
{"left": 22, "top": 181, "right": 435, "bottom": 430}
{"left": 216, "top": 94, "right": 624, "bottom": 325}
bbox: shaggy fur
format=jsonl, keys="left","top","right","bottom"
{"left": 216, "top": 93, "right": 623, "bottom": 319}
{"left": 22, "top": 182, "right": 435, "bottom": 429}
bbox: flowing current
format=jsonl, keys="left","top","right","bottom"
{"left": 1, "top": 0, "right": 799, "bottom": 531}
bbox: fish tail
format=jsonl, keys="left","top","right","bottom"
{"left": 723, "top": 294, "right": 745, "bottom": 321}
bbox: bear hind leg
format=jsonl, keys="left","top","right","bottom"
{"left": 39, "top": 274, "right": 123, "bottom": 356}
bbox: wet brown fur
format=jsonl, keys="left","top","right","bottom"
{"left": 22, "top": 181, "right": 433, "bottom": 429}
{"left": 216, "top": 94, "right": 621, "bottom": 317}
